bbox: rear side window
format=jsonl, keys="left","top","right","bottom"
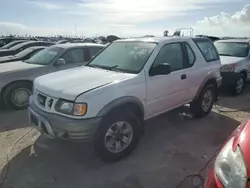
{"left": 193, "top": 39, "right": 219, "bottom": 62}
{"left": 184, "top": 43, "right": 195, "bottom": 67}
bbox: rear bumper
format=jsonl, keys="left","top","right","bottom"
{"left": 221, "top": 72, "right": 241, "bottom": 87}
{"left": 28, "top": 96, "right": 102, "bottom": 140}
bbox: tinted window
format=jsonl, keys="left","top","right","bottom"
{"left": 10, "top": 42, "right": 52, "bottom": 51}
{"left": 10, "top": 42, "right": 30, "bottom": 50}
{"left": 88, "top": 42, "right": 156, "bottom": 74}
{"left": 14, "top": 48, "right": 33, "bottom": 57}
{"left": 61, "top": 48, "right": 86, "bottom": 64}
{"left": 153, "top": 43, "right": 184, "bottom": 71}
{"left": 194, "top": 40, "right": 219, "bottom": 62}
{"left": 89, "top": 47, "right": 103, "bottom": 58}
{"left": 184, "top": 43, "right": 195, "bottom": 67}
{"left": 1, "top": 41, "right": 25, "bottom": 49}
{"left": 27, "top": 47, "right": 63, "bottom": 65}
{"left": 214, "top": 42, "right": 249, "bottom": 57}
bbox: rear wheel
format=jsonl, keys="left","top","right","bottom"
{"left": 191, "top": 84, "right": 216, "bottom": 118}
{"left": 94, "top": 110, "right": 142, "bottom": 162}
{"left": 3, "top": 82, "right": 32, "bottom": 110}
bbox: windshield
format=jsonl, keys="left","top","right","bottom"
{"left": 88, "top": 42, "right": 157, "bottom": 73}
{"left": 27, "top": 46, "right": 63, "bottom": 65}
{"left": 215, "top": 42, "right": 250, "bottom": 57}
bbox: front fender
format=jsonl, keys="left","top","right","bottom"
{"left": 97, "top": 96, "right": 144, "bottom": 117}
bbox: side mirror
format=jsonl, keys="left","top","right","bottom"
{"left": 149, "top": 63, "right": 171, "bottom": 76}
{"left": 56, "top": 58, "right": 66, "bottom": 66}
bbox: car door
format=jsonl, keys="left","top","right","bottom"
{"left": 145, "top": 42, "right": 190, "bottom": 119}
{"left": 51, "top": 48, "right": 89, "bottom": 71}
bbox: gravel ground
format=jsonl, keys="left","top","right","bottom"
{"left": 0, "top": 86, "right": 250, "bottom": 188}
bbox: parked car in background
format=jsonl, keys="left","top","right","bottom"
{"left": 1, "top": 40, "right": 28, "bottom": 49}
{"left": 0, "top": 36, "right": 25, "bottom": 47}
{"left": 28, "top": 37, "right": 222, "bottom": 161}
{"left": 214, "top": 39, "right": 250, "bottom": 95}
{"left": 205, "top": 119, "right": 250, "bottom": 188}
{"left": 0, "top": 41, "right": 54, "bottom": 57}
{"left": 0, "top": 43, "right": 104, "bottom": 110}
{"left": 56, "top": 40, "right": 68, "bottom": 44}
{"left": 0, "top": 46, "right": 46, "bottom": 64}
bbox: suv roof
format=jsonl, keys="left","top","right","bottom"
{"left": 216, "top": 39, "right": 250, "bottom": 43}
{"left": 115, "top": 36, "right": 211, "bottom": 44}
{"left": 54, "top": 43, "right": 105, "bottom": 49}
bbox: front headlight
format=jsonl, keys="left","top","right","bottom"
{"left": 221, "top": 64, "right": 236, "bottom": 72}
{"left": 215, "top": 137, "right": 247, "bottom": 188}
{"left": 55, "top": 99, "right": 87, "bottom": 116}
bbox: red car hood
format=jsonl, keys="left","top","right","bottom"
{"left": 231, "top": 119, "right": 250, "bottom": 176}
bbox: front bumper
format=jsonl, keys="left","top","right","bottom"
{"left": 0, "top": 87, "right": 3, "bottom": 107}
{"left": 205, "top": 168, "right": 224, "bottom": 188}
{"left": 28, "top": 96, "right": 102, "bottom": 140}
{"left": 221, "top": 72, "right": 241, "bottom": 87}
{"left": 216, "top": 76, "right": 222, "bottom": 88}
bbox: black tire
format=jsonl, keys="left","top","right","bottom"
{"left": 2, "top": 82, "right": 32, "bottom": 110}
{"left": 190, "top": 84, "right": 216, "bottom": 118}
{"left": 94, "top": 110, "right": 142, "bottom": 162}
{"left": 231, "top": 74, "right": 245, "bottom": 96}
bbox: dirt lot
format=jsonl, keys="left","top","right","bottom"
{"left": 1, "top": 87, "right": 250, "bottom": 188}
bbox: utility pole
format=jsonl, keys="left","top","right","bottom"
{"left": 74, "top": 24, "right": 77, "bottom": 37}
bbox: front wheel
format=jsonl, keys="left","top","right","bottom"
{"left": 94, "top": 111, "right": 141, "bottom": 162}
{"left": 3, "top": 82, "right": 32, "bottom": 110}
{"left": 231, "top": 74, "right": 245, "bottom": 96}
{"left": 190, "top": 84, "right": 216, "bottom": 118}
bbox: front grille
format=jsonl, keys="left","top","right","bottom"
{"left": 35, "top": 91, "right": 55, "bottom": 110}
{"left": 37, "top": 93, "right": 46, "bottom": 107}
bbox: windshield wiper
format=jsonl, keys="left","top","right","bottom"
{"left": 219, "top": 54, "right": 234, "bottom": 56}
{"left": 88, "top": 64, "right": 119, "bottom": 71}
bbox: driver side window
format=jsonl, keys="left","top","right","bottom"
{"left": 153, "top": 43, "right": 184, "bottom": 71}
{"left": 61, "top": 48, "right": 85, "bottom": 64}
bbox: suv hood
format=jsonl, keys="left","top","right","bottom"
{"left": 220, "top": 56, "right": 245, "bottom": 66}
{"left": 34, "top": 66, "right": 135, "bottom": 101}
{"left": 0, "top": 61, "right": 44, "bottom": 74}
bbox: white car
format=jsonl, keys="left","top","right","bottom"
{"left": 214, "top": 39, "right": 250, "bottom": 95}
{"left": 29, "top": 37, "right": 222, "bottom": 161}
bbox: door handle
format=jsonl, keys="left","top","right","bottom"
{"left": 181, "top": 74, "right": 187, "bottom": 80}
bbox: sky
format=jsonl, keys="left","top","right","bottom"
{"left": 0, "top": 0, "right": 249, "bottom": 37}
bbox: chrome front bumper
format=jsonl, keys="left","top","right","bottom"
{"left": 216, "top": 76, "right": 222, "bottom": 88}
{"left": 28, "top": 96, "right": 102, "bottom": 140}
{"left": 29, "top": 107, "right": 55, "bottom": 138}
